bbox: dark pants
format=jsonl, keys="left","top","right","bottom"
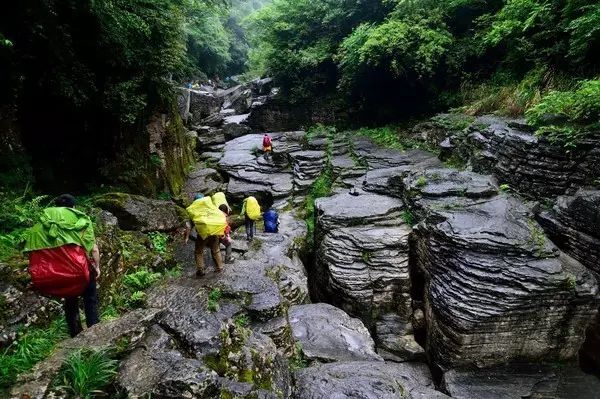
{"left": 64, "top": 272, "right": 99, "bottom": 338}
{"left": 245, "top": 216, "right": 255, "bottom": 240}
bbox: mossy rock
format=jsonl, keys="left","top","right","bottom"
{"left": 94, "top": 193, "right": 186, "bottom": 232}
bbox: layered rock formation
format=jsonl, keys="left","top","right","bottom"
{"left": 400, "top": 168, "right": 599, "bottom": 369}
{"left": 295, "top": 361, "right": 448, "bottom": 399}
{"left": 314, "top": 192, "right": 420, "bottom": 359}
{"left": 425, "top": 115, "right": 600, "bottom": 198}
{"left": 537, "top": 189, "right": 600, "bottom": 369}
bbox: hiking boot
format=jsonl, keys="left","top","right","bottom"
{"left": 215, "top": 267, "right": 223, "bottom": 273}
{"left": 196, "top": 269, "right": 205, "bottom": 278}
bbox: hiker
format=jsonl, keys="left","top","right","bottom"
{"left": 186, "top": 193, "right": 227, "bottom": 276}
{"left": 218, "top": 204, "right": 233, "bottom": 264}
{"left": 24, "top": 194, "right": 100, "bottom": 338}
{"left": 263, "top": 208, "right": 279, "bottom": 233}
{"left": 262, "top": 134, "right": 273, "bottom": 160}
{"left": 212, "top": 192, "right": 233, "bottom": 264}
{"left": 241, "top": 196, "right": 261, "bottom": 241}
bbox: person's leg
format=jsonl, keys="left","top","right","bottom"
{"left": 220, "top": 236, "right": 232, "bottom": 263}
{"left": 64, "top": 297, "right": 82, "bottom": 338}
{"left": 83, "top": 272, "right": 99, "bottom": 328}
{"left": 210, "top": 236, "right": 224, "bottom": 272}
{"left": 195, "top": 235, "right": 207, "bottom": 275}
{"left": 245, "top": 217, "right": 253, "bottom": 241}
{"left": 251, "top": 220, "right": 255, "bottom": 239}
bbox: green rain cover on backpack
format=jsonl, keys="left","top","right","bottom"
{"left": 24, "top": 207, "right": 96, "bottom": 254}
{"left": 187, "top": 197, "right": 227, "bottom": 239}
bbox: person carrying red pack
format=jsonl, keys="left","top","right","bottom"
{"left": 24, "top": 194, "right": 100, "bottom": 337}
{"left": 262, "top": 134, "right": 273, "bottom": 160}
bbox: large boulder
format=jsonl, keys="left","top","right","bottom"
{"left": 401, "top": 168, "right": 599, "bottom": 369}
{"left": 0, "top": 278, "right": 61, "bottom": 348}
{"left": 190, "top": 90, "right": 224, "bottom": 124}
{"left": 313, "top": 192, "right": 420, "bottom": 359}
{"left": 182, "top": 164, "right": 225, "bottom": 201}
{"left": 11, "top": 309, "right": 161, "bottom": 398}
{"left": 294, "top": 361, "right": 449, "bottom": 399}
{"left": 287, "top": 303, "right": 382, "bottom": 363}
{"left": 94, "top": 193, "right": 186, "bottom": 232}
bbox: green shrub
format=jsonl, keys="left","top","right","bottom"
{"left": 127, "top": 291, "right": 147, "bottom": 308}
{"left": 56, "top": 348, "right": 118, "bottom": 399}
{"left": 0, "top": 319, "right": 68, "bottom": 390}
{"left": 122, "top": 269, "right": 162, "bottom": 291}
{"left": 147, "top": 231, "right": 169, "bottom": 254}
{"left": 207, "top": 288, "right": 223, "bottom": 312}
{"left": 526, "top": 79, "right": 600, "bottom": 147}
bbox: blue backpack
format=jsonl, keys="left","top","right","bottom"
{"left": 263, "top": 209, "right": 279, "bottom": 233}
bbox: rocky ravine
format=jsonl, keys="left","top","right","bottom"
{"left": 11, "top": 84, "right": 600, "bottom": 398}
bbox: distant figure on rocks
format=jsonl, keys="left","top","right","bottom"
{"left": 263, "top": 208, "right": 279, "bottom": 233}
{"left": 241, "top": 196, "right": 261, "bottom": 241}
{"left": 263, "top": 134, "right": 273, "bottom": 161}
{"left": 185, "top": 193, "right": 227, "bottom": 276}
{"left": 24, "top": 194, "right": 100, "bottom": 338}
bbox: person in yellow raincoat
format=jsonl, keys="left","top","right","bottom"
{"left": 185, "top": 193, "right": 227, "bottom": 276}
{"left": 241, "top": 196, "right": 261, "bottom": 241}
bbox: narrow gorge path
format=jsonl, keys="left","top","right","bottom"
{"left": 11, "top": 83, "right": 600, "bottom": 398}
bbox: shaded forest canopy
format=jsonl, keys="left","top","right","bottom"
{"left": 0, "top": 0, "right": 599, "bottom": 192}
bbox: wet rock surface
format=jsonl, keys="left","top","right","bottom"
{"left": 294, "top": 361, "right": 448, "bottom": 399}
{"left": 10, "top": 102, "right": 600, "bottom": 398}
{"left": 402, "top": 168, "right": 599, "bottom": 369}
{"left": 437, "top": 115, "right": 600, "bottom": 198}
{"left": 287, "top": 303, "right": 382, "bottom": 362}
{"left": 94, "top": 192, "right": 186, "bottom": 232}
{"left": 443, "top": 365, "right": 600, "bottom": 399}
{"left": 537, "top": 188, "right": 600, "bottom": 370}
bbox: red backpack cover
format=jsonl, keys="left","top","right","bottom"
{"left": 263, "top": 135, "right": 272, "bottom": 147}
{"left": 28, "top": 244, "right": 90, "bottom": 298}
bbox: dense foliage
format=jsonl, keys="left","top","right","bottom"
{"left": 0, "top": 0, "right": 267, "bottom": 192}
{"left": 248, "top": 0, "right": 599, "bottom": 120}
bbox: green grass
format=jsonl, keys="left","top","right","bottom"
{"left": 55, "top": 347, "right": 118, "bottom": 399}
{"left": 304, "top": 168, "right": 333, "bottom": 246}
{"left": 0, "top": 318, "right": 68, "bottom": 391}
{"left": 401, "top": 210, "right": 415, "bottom": 226}
{"left": 234, "top": 314, "right": 250, "bottom": 328}
{"left": 415, "top": 176, "right": 427, "bottom": 188}
{"left": 207, "top": 288, "right": 223, "bottom": 312}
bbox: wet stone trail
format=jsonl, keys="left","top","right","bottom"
{"left": 10, "top": 83, "right": 600, "bottom": 398}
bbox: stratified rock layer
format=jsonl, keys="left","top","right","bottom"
{"left": 440, "top": 115, "right": 600, "bottom": 198}
{"left": 401, "top": 168, "right": 599, "bottom": 369}
{"left": 537, "top": 188, "right": 600, "bottom": 369}
{"left": 294, "top": 361, "right": 449, "bottom": 399}
{"left": 314, "top": 192, "right": 421, "bottom": 359}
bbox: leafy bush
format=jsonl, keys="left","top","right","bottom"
{"left": 56, "top": 348, "right": 118, "bottom": 399}
{"left": 207, "top": 288, "right": 223, "bottom": 312}
{"left": 526, "top": 79, "right": 600, "bottom": 147}
{"left": 147, "top": 231, "right": 169, "bottom": 254}
{"left": 122, "top": 269, "right": 162, "bottom": 291}
{"left": 0, "top": 319, "right": 68, "bottom": 390}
